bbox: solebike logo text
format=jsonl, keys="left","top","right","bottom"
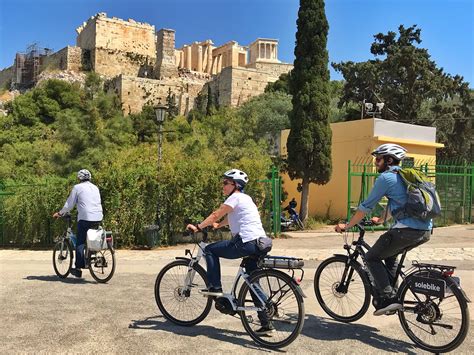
{"left": 410, "top": 275, "right": 445, "bottom": 298}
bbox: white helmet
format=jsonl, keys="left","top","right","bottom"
{"left": 77, "top": 169, "right": 92, "bottom": 181}
{"left": 372, "top": 144, "right": 407, "bottom": 161}
{"left": 223, "top": 169, "right": 249, "bottom": 189}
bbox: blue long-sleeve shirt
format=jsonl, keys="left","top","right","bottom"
{"left": 358, "top": 166, "right": 431, "bottom": 230}
{"left": 60, "top": 181, "right": 103, "bottom": 222}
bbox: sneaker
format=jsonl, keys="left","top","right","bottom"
{"left": 255, "top": 324, "right": 276, "bottom": 336}
{"left": 373, "top": 297, "right": 402, "bottom": 316}
{"left": 200, "top": 287, "right": 223, "bottom": 297}
{"left": 70, "top": 268, "right": 82, "bottom": 278}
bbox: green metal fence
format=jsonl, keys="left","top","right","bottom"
{"left": 258, "top": 166, "right": 282, "bottom": 236}
{"left": 347, "top": 159, "right": 474, "bottom": 225}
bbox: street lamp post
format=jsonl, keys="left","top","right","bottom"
{"left": 154, "top": 105, "right": 167, "bottom": 163}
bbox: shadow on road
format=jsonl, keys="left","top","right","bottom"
{"left": 302, "top": 315, "right": 417, "bottom": 354}
{"left": 24, "top": 275, "right": 96, "bottom": 284}
{"left": 129, "top": 315, "right": 280, "bottom": 352}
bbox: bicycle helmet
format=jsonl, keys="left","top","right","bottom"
{"left": 77, "top": 169, "right": 92, "bottom": 181}
{"left": 371, "top": 143, "right": 407, "bottom": 161}
{"left": 223, "top": 169, "right": 249, "bottom": 190}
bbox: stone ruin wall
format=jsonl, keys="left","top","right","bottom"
{"left": 77, "top": 13, "right": 157, "bottom": 78}
{"left": 107, "top": 75, "right": 208, "bottom": 116}
{"left": 40, "top": 46, "right": 83, "bottom": 72}
{"left": 209, "top": 62, "right": 292, "bottom": 107}
{"left": 155, "top": 29, "right": 178, "bottom": 79}
{"left": 0, "top": 13, "right": 293, "bottom": 114}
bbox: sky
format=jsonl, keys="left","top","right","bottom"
{"left": 0, "top": 0, "right": 473, "bottom": 85}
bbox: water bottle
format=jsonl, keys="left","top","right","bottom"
{"left": 70, "top": 233, "right": 77, "bottom": 248}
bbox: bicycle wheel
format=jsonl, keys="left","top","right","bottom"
{"left": 155, "top": 259, "right": 212, "bottom": 326}
{"left": 398, "top": 270, "right": 470, "bottom": 353}
{"left": 52, "top": 239, "right": 73, "bottom": 278}
{"left": 314, "top": 255, "right": 371, "bottom": 322}
{"left": 238, "top": 269, "right": 305, "bottom": 349}
{"left": 88, "top": 245, "right": 116, "bottom": 283}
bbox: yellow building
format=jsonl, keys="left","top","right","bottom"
{"left": 280, "top": 118, "right": 444, "bottom": 219}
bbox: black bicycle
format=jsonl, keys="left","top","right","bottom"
{"left": 313, "top": 221, "right": 470, "bottom": 353}
{"left": 52, "top": 214, "right": 116, "bottom": 283}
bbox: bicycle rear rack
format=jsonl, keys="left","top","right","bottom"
{"left": 412, "top": 260, "right": 456, "bottom": 273}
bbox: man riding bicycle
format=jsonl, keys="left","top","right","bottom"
{"left": 335, "top": 144, "right": 431, "bottom": 316}
{"left": 186, "top": 168, "right": 274, "bottom": 334}
{"left": 53, "top": 169, "right": 103, "bottom": 278}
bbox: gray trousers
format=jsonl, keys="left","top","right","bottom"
{"left": 365, "top": 228, "right": 431, "bottom": 297}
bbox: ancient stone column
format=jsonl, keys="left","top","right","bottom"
{"left": 185, "top": 46, "right": 191, "bottom": 70}
{"left": 197, "top": 45, "right": 203, "bottom": 72}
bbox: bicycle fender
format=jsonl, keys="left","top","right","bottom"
{"left": 294, "top": 284, "right": 307, "bottom": 298}
{"left": 459, "top": 288, "right": 471, "bottom": 303}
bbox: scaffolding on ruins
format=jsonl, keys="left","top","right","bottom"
{"left": 14, "top": 43, "right": 53, "bottom": 88}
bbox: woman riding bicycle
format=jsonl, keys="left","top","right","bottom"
{"left": 186, "top": 168, "right": 274, "bottom": 334}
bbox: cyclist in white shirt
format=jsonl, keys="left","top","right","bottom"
{"left": 187, "top": 169, "right": 273, "bottom": 334}
{"left": 53, "top": 169, "right": 103, "bottom": 278}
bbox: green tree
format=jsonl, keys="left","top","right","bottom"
{"left": 333, "top": 25, "right": 472, "bottom": 160}
{"left": 287, "top": 0, "right": 332, "bottom": 221}
{"left": 265, "top": 72, "right": 291, "bottom": 94}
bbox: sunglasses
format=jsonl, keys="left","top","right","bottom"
{"left": 223, "top": 180, "right": 235, "bottom": 186}
{"left": 375, "top": 156, "right": 383, "bottom": 162}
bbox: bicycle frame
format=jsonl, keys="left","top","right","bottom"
{"left": 180, "top": 235, "right": 268, "bottom": 312}
{"left": 339, "top": 224, "right": 409, "bottom": 297}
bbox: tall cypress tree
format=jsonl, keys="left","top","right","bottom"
{"left": 287, "top": 0, "right": 332, "bottom": 221}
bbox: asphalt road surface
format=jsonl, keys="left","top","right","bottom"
{"left": 1, "top": 225, "right": 473, "bottom": 353}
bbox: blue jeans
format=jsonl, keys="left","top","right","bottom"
{"left": 205, "top": 235, "right": 270, "bottom": 325}
{"left": 76, "top": 220, "right": 101, "bottom": 269}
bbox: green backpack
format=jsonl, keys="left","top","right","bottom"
{"left": 392, "top": 168, "right": 442, "bottom": 221}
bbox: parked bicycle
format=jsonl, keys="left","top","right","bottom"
{"left": 154, "top": 228, "right": 306, "bottom": 349}
{"left": 52, "top": 213, "right": 116, "bottom": 283}
{"left": 313, "top": 220, "right": 470, "bottom": 353}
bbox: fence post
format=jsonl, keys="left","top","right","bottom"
{"left": 347, "top": 160, "right": 352, "bottom": 221}
{"left": 470, "top": 163, "right": 474, "bottom": 224}
{"left": 271, "top": 167, "right": 281, "bottom": 236}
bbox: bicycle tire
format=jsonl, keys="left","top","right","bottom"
{"left": 52, "top": 239, "right": 73, "bottom": 278}
{"left": 314, "top": 255, "right": 371, "bottom": 322}
{"left": 398, "top": 270, "right": 470, "bottom": 353}
{"left": 155, "top": 259, "right": 212, "bottom": 326}
{"left": 238, "top": 268, "right": 305, "bottom": 349}
{"left": 88, "top": 245, "right": 116, "bottom": 283}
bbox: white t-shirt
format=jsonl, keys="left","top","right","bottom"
{"left": 223, "top": 192, "right": 266, "bottom": 243}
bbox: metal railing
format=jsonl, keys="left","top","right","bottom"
{"left": 347, "top": 159, "right": 473, "bottom": 226}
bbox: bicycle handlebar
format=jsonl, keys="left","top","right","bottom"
{"left": 188, "top": 227, "right": 209, "bottom": 243}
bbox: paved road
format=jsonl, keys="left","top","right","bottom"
{"left": 1, "top": 226, "right": 473, "bottom": 353}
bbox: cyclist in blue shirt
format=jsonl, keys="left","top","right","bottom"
{"left": 335, "top": 144, "right": 431, "bottom": 316}
{"left": 53, "top": 169, "right": 103, "bottom": 278}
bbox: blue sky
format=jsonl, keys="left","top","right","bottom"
{"left": 1, "top": 0, "right": 473, "bottom": 85}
